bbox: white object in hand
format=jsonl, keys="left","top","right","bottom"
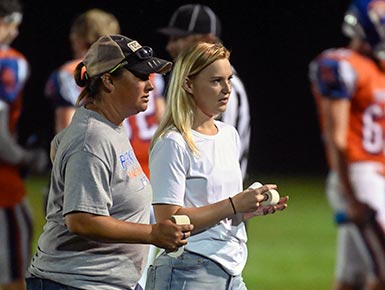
{"left": 167, "top": 215, "right": 190, "bottom": 258}
{"left": 248, "top": 182, "right": 280, "bottom": 206}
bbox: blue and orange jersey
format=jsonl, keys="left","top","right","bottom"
{"left": 309, "top": 48, "right": 385, "bottom": 165}
{"left": 122, "top": 74, "right": 165, "bottom": 178}
{"left": 0, "top": 46, "right": 30, "bottom": 207}
{"left": 45, "top": 58, "right": 82, "bottom": 108}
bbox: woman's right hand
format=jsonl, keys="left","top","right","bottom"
{"left": 150, "top": 220, "right": 194, "bottom": 252}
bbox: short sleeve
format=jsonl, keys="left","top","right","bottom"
{"left": 63, "top": 151, "right": 112, "bottom": 216}
{"left": 149, "top": 137, "right": 189, "bottom": 206}
{"left": 309, "top": 56, "right": 357, "bottom": 99}
{"left": 0, "top": 57, "right": 29, "bottom": 103}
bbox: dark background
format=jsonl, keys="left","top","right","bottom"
{"left": 14, "top": 0, "right": 352, "bottom": 176}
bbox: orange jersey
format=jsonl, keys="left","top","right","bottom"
{"left": 309, "top": 48, "right": 385, "bottom": 165}
{"left": 122, "top": 74, "right": 165, "bottom": 178}
{"left": 0, "top": 47, "right": 29, "bottom": 207}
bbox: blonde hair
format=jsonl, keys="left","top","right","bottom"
{"left": 150, "top": 42, "right": 230, "bottom": 155}
{"left": 70, "top": 8, "right": 120, "bottom": 47}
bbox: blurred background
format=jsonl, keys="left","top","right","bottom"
{"left": 15, "top": 0, "right": 352, "bottom": 177}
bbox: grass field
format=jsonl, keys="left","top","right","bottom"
{"left": 25, "top": 173, "right": 336, "bottom": 290}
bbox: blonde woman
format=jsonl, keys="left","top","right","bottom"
{"left": 146, "top": 42, "right": 289, "bottom": 290}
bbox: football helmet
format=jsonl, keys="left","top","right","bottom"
{"left": 342, "top": 0, "right": 385, "bottom": 59}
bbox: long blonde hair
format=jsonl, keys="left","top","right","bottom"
{"left": 150, "top": 42, "right": 230, "bottom": 155}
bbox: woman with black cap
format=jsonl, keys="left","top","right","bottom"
{"left": 26, "top": 34, "right": 193, "bottom": 290}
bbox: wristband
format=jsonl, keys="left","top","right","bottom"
{"left": 229, "top": 197, "right": 237, "bottom": 214}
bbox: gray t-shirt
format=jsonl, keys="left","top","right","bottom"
{"left": 28, "top": 106, "right": 152, "bottom": 290}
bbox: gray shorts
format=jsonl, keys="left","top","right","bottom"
{"left": 0, "top": 198, "right": 33, "bottom": 284}
{"left": 326, "top": 167, "right": 385, "bottom": 284}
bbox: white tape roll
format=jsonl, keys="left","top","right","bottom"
{"left": 171, "top": 215, "right": 190, "bottom": 224}
{"left": 248, "top": 182, "right": 280, "bottom": 206}
{"left": 260, "top": 189, "right": 280, "bottom": 206}
{"left": 167, "top": 215, "right": 190, "bottom": 258}
{"left": 248, "top": 182, "right": 262, "bottom": 190}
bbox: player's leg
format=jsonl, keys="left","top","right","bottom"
{"left": 0, "top": 199, "right": 33, "bottom": 290}
{"left": 350, "top": 162, "right": 385, "bottom": 288}
{"left": 326, "top": 171, "right": 367, "bottom": 289}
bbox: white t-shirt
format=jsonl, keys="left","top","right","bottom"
{"left": 150, "top": 120, "right": 247, "bottom": 275}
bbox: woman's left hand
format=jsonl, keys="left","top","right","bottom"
{"left": 242, "top": 195, "right": 289, "bottom": 221}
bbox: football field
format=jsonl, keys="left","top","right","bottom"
{"left": 26, "top": 173, "right": 335, "bottom": 290}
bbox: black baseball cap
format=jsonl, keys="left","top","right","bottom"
{"left": 158, "top": 4, "right": 221, "bottom": 38}
{"left": 83, "top": 34, "right": 172, "bottom": 78}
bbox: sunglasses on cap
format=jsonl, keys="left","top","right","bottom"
{"left": 134, "top": 46, "right": 153, "bottom": 60}
{"left": 108, "top": 46, "right": 154, "bottom": 81}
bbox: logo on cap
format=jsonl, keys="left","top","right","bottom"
{"left": 127, "top": 41, "right": 142, "bottom": 52}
